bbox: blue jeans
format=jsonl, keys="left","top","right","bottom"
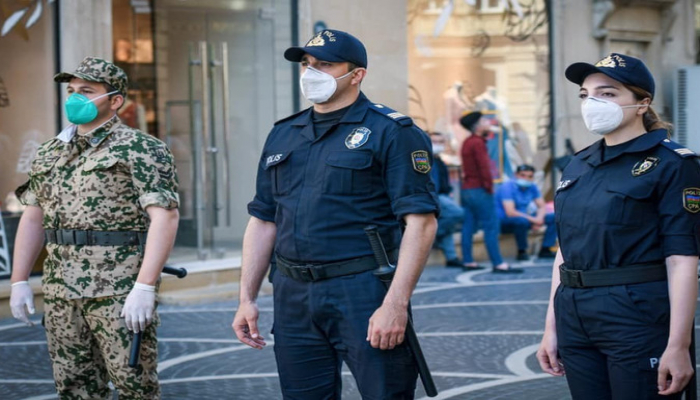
{"left": 461, "top": 188, "right": 503, "bottom": 266}
{"left": 500, "top": 213, "right": 556, "bottom": 251}
{"left": 435, "top": 194, "right": 463, "bottom": 261}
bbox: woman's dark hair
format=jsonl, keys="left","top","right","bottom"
{"left": 624, "top": 84, "right": 672, "bottom": 135}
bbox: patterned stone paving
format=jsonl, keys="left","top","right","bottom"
{"left": 1, "top": 259, "right": 698, "bottom": 399}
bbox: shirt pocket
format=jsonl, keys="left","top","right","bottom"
{"left": 262, "top": 151, "right": 293, "bottom": 196}
{"left": 606, "top": 180, "right": 656, "bottom": 226}
{"left": 29, "top": 157, "right": 59, "bottom": 200}
{"left": 81, "top": 156, "right": 130, "bottom": 199}
{"left": 323, "top": 151, "right": 373, "bottom": 195}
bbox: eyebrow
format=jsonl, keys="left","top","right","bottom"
{"left": 67, "top": 84, "right": 98, "bottom": 90}
{"left": 580, "top": 85, "right": 619, "bottom": 92}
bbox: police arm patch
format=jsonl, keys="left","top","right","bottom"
{"left": 683, "top": 188, "right": 700, "bottom": 213}
{"left": 411, "top": 150, "right": 431, "bottom": 174}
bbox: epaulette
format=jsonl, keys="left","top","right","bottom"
{"left": 369, "top": 103, "right": 413, "bottom": 127}
{"left": 660, "top": 139, "right": 697, "bottom": 158}
{"left": 274, "top": 108, "right": 310, "bottom": 126}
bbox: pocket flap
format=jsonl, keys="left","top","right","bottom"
{"left": 607, "top": 180, "right": 655, "bottom": 200}
{"left": 262, "top": 152, "right": 291, "bottom": 170}
{"left": 325, "top": 151, "right": 372, "bottom": 170}
{"left": 84, "top": 156, "right": 119, "bottom": 172}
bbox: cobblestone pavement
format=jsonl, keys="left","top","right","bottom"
{"left": 1, "top": 259, "right": 698, "bottom": 399}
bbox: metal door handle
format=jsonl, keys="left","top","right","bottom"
{"left": 220, "top": 42, "right": 232, "bottom": 227}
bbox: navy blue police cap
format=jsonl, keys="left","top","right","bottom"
{"left": 565, "top": 53, "right": 655, "bottom": 98}
{"left": 460, "top": 111, "right": 482, "bottom": 132}
{"left": 284, "top": 29, "right": 368, "bottom": 68}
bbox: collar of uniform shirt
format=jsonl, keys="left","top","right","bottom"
{"left": 57, "top": 114, "right": 120, "bottom": 146}
{"left": 578, "top": 129, "right": 667, "bottom": 166}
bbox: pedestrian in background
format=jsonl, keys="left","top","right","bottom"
{"left": 9, "top": 57, "right": 179, "bottom": 399}
{"left": 430, "top": 131, "right": 464, "bottom": 267}
{"left": 460, "top": 111, "right": 521, "bottom": 273}
{"left": 232, "top": 29, "right": 438, "bottom": 399}
{"left": 496, "top": 164, "right": 557, "bottom": 261}
{"left": 537, "top": 53, "right": 699, "bottom": 399}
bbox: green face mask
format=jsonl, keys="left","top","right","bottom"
{"left": 64, "top": 91, "right": 118, "bottom": 125}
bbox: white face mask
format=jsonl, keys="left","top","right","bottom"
{"left": 581, "top": 97, "right": 645, "bottom": 135}
{"left": 432, "top": 144, "right": 445, "bottom": 154}
{"left": 300, "top": 66, "right": 353, "bottom": 104}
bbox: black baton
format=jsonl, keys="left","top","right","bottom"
{"left": 364, "top": 225, "right": 438, "bottom": 397}
{"left": 128, "top": 265, "right": 188, "bottom": 368}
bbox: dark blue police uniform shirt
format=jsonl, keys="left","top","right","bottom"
{"left": 248, "top": 92, "right": 439, "bottom": 263}
{"left": 555, "top": 129, "right": 700, "bottom": 270}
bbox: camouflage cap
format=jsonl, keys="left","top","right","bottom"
{"left": 54, "top": 57, "right": 128, "bottom": 96}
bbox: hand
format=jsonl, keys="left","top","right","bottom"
{"left": 531, "top": 215, "right": 545, "bottom": 226}
{"left": 536, "top": 329, "right": 565, "bottom": 376}
{"left": 367, "top": 302, "right": 408, "bottom": 350}
{"left": 10, "top": 281, "right": 35, "bottom": 325}
{"left": 657, "top": 346, "right": 694, "bottom": 395}
{"left": 232, "top": 301, "right": 266, "bottom": 349}
{"left": 120, "top": 282, "right": 156, "bottom": 333}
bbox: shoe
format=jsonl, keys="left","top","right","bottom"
{"left": 538, "top": 248, "right": 557, "bottom": 259}
{"left": 445, "top": 258, "right": 463, "bottom": 267}
{"left": 492, "top": 264, "right": 523, "bottom": 274}
{"left": 516, "top": 251, "right": 529, "bottom": 261}
{"left": 462, "top": 263, "right": 485, "bottom": 270}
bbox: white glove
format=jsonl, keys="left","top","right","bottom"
{"left": 10, "top": 281, "right": 35, "bottom": 325}
{"left": 120, "top": 282, "right": 156, "bottom": 333}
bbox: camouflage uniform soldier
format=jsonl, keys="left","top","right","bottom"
{"left": 9, "top": 57, "right": 180, "bottom": 399}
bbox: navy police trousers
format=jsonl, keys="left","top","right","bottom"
{"left": 272, "top": 269, "right": 418, "bottom": 400}
{"left": 555, "top": 281, "right": 686, "bottom": 400}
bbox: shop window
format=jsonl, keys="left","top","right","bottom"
{"left": 112, "top": 0, "right": 158, "bottom": 136}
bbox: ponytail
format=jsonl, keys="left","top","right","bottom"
{"left": 624, "top": 84, "right": 672, "bottom": 136}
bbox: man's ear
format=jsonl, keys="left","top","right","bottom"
{"left": 111, "top": 94, "right": 125, "bottom": 111}
{"left": 351, "top": 68, "right": 366, "bottom": 86}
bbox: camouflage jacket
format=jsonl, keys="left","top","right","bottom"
{"left": 16, "top": 115, "right": 179, "bottom": 299}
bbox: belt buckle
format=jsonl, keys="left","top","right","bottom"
{"left": 565, "top": 268, "right": 584, "bottom": 288}
{"left": 297, "top": 265, "right": 318, "bottom": 282}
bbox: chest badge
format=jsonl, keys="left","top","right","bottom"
{"left": 683, "top": 188, "right": 700, "bottom": 213}
{"left": 411, "top": 150, "right": 431, "bottom": 174}
{"left": 345, "top": 127, "right": 372, "bottom": 149}
{"left": 556, "top": 179, "right": 572, "bottom": 192}
{"left": 631, "top": 156, "right": 660, "bottom": 176}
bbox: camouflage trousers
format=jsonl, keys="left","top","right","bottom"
{"left": 44, "top": 295, "right": 160, "bottom": 400}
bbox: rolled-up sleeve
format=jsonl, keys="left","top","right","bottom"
{"left": 384, "top": 125, "right": 439, "bottom": 220}
{"left": 658, "top": 157, "right": 700, "bottom": 256}
{"left": 15, "top": 181, "right": 38, "bottom": 206}
{"left": 132, "top": 144, "right": 180, "bottom": 210}
{"left": 247, "top": 152, "right": 276, "bottom": 222}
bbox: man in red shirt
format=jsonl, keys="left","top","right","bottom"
{"left": 460, "top": 111, "right": 521, "bottom": 273}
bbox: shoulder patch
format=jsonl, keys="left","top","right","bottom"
{"left": 369, "top": 103, "right": 413, "bottom": 127}
{"left": 274, "top": 108, "right": 311, "bottom": 126}
{"left": 661, "top": 139, "right": 697, "bottom": 158}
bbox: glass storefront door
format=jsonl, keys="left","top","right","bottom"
{"left": 154, "top": 0, "right": 288, "bottom": 259}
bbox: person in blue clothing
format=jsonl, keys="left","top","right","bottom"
{"left": 536, "top": 53, "right": 700, "bottom": 400}
{"left": 496, "top": 164, "right": 557, "bottom": 261}
{"left": 430, "top": 131, "right": 464, "bottom": 267}
{"left": 231, "top": 29, "right": 439, "bottom": 399}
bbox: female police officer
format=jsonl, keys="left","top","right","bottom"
{"left": 536, "top": 53, "right": 700, "bottom": 399}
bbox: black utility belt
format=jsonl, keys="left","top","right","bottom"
{"left": 45, "top": 229, "right": 146, "bottom": 247}
{"left": 276, "top": 250, "right": 398, "bottom": 283}
{"left": 559, "top": 263, "right": 667, "bottom": 288}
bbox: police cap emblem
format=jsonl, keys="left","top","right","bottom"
{"left": 683, "top": 188, "right": 700, "bottom": 213}
{"left": 631, "top": 156, "right": 659, "bottom": 176}
{"left": 411, "top": 150, "right": 431, "bottom": 174}
{"left": 345, "top": 127, "right": 371, "bottom": 149}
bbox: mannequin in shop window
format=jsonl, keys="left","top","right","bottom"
{"left": 444, "top": 81, "right": 473, "bottom": 145}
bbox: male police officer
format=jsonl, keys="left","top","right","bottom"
{"left": 232, "top": 30, "right": 439, "bottom": 399}
{"left": 10, "top": 57, "right": 179, "bottom": 399}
